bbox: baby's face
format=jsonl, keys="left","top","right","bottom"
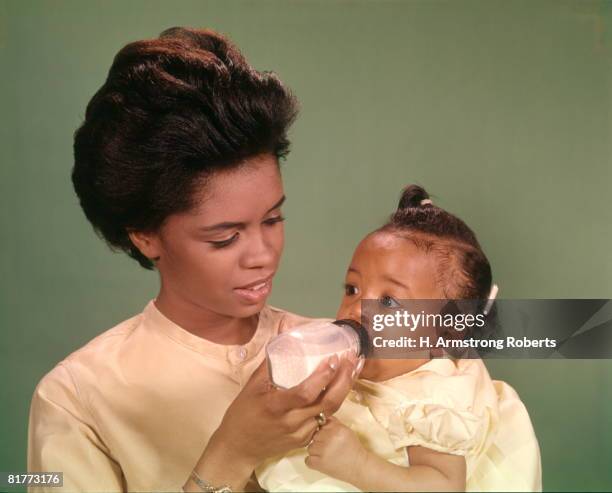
{"left": 336, "top": 230, "right": 445, "bottom": 380}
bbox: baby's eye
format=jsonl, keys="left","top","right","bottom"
{"left": 380, "top": 295, "right": 400, "bottom": 308}
{"left": 344, "top": 284, "right": 358, "bottom": 296}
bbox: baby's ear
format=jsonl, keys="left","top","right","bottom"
{"left": 436, "top": 301, "right": 470, "bottom": 355}
{"left": 438, "top": 301, "right": 465, "bottom": 334}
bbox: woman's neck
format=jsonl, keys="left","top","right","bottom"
{"left": 154, "top": 289, "right": 258, "bottom": 346}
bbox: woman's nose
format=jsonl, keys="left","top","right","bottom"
{"left": 240, "top": 231, "right": 276, "bottom": 269}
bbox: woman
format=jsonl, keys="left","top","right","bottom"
{"left": 27, "top": 27, "right": 358, "bottom": 492}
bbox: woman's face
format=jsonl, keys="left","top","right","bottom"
{"left": 336, "top": 230, "right": 445, "bottom": 379}
{"left": 141, "top": 153, "right": 285, "bottom": 320}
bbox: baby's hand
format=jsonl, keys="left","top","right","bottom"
{"left": 305, "top": 416, "right": 368, "bottom": 485}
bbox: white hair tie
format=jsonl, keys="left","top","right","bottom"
{"left": 483, "top": 284, "right": 499, "bottom": 316}
{"left": 420, "top": 199, "right": 433, "bottom": 206}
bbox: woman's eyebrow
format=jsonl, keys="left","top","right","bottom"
{"left": 198, "top": 195, "right": 286, "bottom": 232}
{"left": 267, "top": 195, "right": 286, "bottom": 213}
{"left": 198, "top": 221, "right": 245, "bottom": 232}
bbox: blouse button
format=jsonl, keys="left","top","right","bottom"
{"left": 238, "top": 347, "right": 247, "bottom": 360}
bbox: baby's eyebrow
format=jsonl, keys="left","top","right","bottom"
{"left": 381, "top": 274, "right": 410, "bottom": 291}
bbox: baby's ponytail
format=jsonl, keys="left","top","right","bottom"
{"left": 396, "top": 184, "right": 434, "bottom": 210}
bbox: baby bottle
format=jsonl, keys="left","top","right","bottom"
{"left": 266, "top": 319, "right": 369, "bottom": 389}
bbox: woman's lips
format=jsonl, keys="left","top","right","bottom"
{"left": 233, "top": 277, "right": 273, "bottom": 304}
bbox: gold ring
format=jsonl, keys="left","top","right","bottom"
{"left": 315, "top": 411, "right": 327, "bottom": 427}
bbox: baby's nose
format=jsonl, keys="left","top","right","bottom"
{"left": 337, "top": 304, "right": 367, "bottom": 327}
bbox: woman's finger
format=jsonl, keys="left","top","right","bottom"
{"left": 307, "top": 436, "right": 323, "bottom": 457}
{"left": 242, "top": 359, "right": 273, "bottom": 393}
{"left": 296, "top": 414, "right": 321, "bottom": 447}
{"left": 269, "top": 355, "right": 340, "bottom": 412}
{"left": 303, "top": 356, "right": 356, "bottom": 416}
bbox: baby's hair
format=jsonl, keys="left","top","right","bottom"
{"left": 380, "top": 184, "right": 493, "bottom": 310}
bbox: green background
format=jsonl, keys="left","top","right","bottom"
{"left": 1, "top": 0, "right": 611, "bottom": 491}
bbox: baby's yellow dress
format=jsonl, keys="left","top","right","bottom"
{"left": 256, "top": 358, "right": 542, "bottom": 492}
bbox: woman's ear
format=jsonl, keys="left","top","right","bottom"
{"left": 127, "top": 229, "right": 162, "bottom": 262}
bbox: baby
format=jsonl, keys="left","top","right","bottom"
{"left": 256, "top": 185, "right": 542, "bottom": 492}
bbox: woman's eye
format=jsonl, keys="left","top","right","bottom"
{"left": 208, "top": 233, "right": 239, "bottom": 248}
{"left": 264, "top": 215, "right": 285, "bottom": 225}
{"left": 380, "top": 295, "right": 400, "bottom": 308}
{"left": 344, "top": 284, "right": 358, "bottom": 296}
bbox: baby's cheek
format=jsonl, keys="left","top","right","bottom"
{"left": 358, "top": 359, "right": 376, "bottom": 379}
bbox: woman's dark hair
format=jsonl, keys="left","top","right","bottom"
{"left": 382, "top": 184, "right": 492, "bottom": 301}
{"left": 72, "top": 27, "right": 299, "bottom": 270}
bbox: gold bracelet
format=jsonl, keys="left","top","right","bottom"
{"left": 189, "top": 470, "right": 232, "bottom": 493}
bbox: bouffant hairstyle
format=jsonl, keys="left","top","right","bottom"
{"left": 382, "top": 184, "right": 493, "bottom": 306}
{"left": 72, "top": 27, "right": 299, "bottom": 270}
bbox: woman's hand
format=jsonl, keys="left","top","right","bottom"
{"left": 223, "top": 352, "right": 358, "bottom": 465}
{"left": 305, "top": 416, "right": 368, "bottom": 485}
{"left": 185, "top": 353, "right": 359, "bottom": 491}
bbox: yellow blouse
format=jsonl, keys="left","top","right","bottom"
{"left": 27, "top": 300, "right": 314, "bottom": 492}
{"left": 256, "top": 358, "right": 542, "bottom": 492}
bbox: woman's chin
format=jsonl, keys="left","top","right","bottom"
{"left": 232, "top": 298, "right": 269, "bottom": 319}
